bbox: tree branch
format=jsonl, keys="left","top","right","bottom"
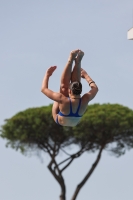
{"left": 61, "top": 157, "right": 74, "bottom": 172}
{"left": 48, "top": 157, "right": 66, "bottom": 200}
{"left": 56, "top": 156, "right": 72, "bottom": 168}
{"left": 61, "top": 148, "right": 86, "bottom": 172}
{"left": 48, "top": 160, "right": 60, "bottom": 183}
{"left": 38, "top": 143, "right": 52, "bottom": 155}
{"left": 55, "top": 147, "right": 86, "bottom": 173}
{"left": 47, "top": 145, "right": 87, "bottom": 199}
{"left": 60, "top": 147, "right": 71, "bottom": 156}
{"left": 71, "top": 144, "right": 105, "bottom": 200}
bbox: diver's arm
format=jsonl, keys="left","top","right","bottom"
{"left": 81, "top": 68, "right": 98, "bottom": 101}
{"left": 41, "top": 66, "right": 62, "bottom": 103}
{"left": 41, "top": 74, "right": 49, "bottom": 91}
{"left": 85, "top": 75, "right": 98, "bottom": 101}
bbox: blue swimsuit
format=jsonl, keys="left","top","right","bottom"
{"left": 56, "top": 97, "right": 82, "bottom": 125}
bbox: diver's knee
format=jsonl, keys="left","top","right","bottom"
{"left": 60, "top": 83, "right": 68, "bottom": 92}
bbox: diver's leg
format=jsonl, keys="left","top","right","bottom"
{"left": 52, "top": 101, "right": 59, "bottom": 122}
{"left": 71, "top": 50, "right": 84, "bottom": 82}
{"left": 60, "top": 49, "right": 79, "bottom": 96}
{"left": 52, "top": 50, "right": 79, "bottom": 122}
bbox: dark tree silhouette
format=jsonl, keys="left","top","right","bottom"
{"left": 1, "top": 103, "right": 133, "bottom": 200}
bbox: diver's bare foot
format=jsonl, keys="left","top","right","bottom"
{"left": 68, "top": 49, "right": 79, "bottom": 62}
{"left": 75, "top": 50, "right": 84, "bottom": 63}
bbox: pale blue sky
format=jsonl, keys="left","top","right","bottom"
{"left": 0, "top": 0, "right": 133, "bottom": 200}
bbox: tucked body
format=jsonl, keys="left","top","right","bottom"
{"left": 41, "top": 50, "right": 98, "bottom": 127}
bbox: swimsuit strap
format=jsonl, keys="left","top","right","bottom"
{"left": 76, "top": 98, "right": 82, "bottom": 114}
{"left": 68, "top": 97, "right": 73, "bottom": 114}
{"left": 68, "top": 97, "right": 82, "bottom": 115}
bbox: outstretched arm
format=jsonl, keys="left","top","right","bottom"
{"left": 81, "top": 68, "right": 98, "bottom": 102}
{"left": 41, "top": 66, "right": 62, "bottom": 103}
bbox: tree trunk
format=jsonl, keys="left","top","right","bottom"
{"left": 48, "top": 160, "right": 66, "bottom": 200}
{"left": 59, "top": 179, "right": 66, "bottom": 200}
{"left": 60, "top": 194, "right": 65, "bottom": 200}
{"left": 71, "top": 146, "right": 104, "bottom": 200}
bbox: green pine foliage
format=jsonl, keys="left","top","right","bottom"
{"left": 74, "top": 103, "right": 133, "bottom": 156}
{"left": 0, "top": 104, "right": 73, "bottom": 154}
{"left": 1, "top": 103, "right": 133, "bottom": 157}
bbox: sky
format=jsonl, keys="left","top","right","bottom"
{"left": 0, "top": 0, "right": 133, "bottom": 199}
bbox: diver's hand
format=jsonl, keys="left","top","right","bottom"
{"left": 81, "top": 68, "right": 88, "bottom": 79}
{"left": 46, "top": 66, "right": 57, "bottom": 77}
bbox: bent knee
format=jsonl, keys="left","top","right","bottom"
{"left": 52, "top": 102, "right": 59, "bottom": 113}
{"left": 60, "top": 83, "right": 69, "bottom": 90}
{"left": 60, "top": 84, "right": 69, "bottom": 95}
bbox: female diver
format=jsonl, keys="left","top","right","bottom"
{"left": 41, "top": 49, "right": 98, "bottom": 127}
